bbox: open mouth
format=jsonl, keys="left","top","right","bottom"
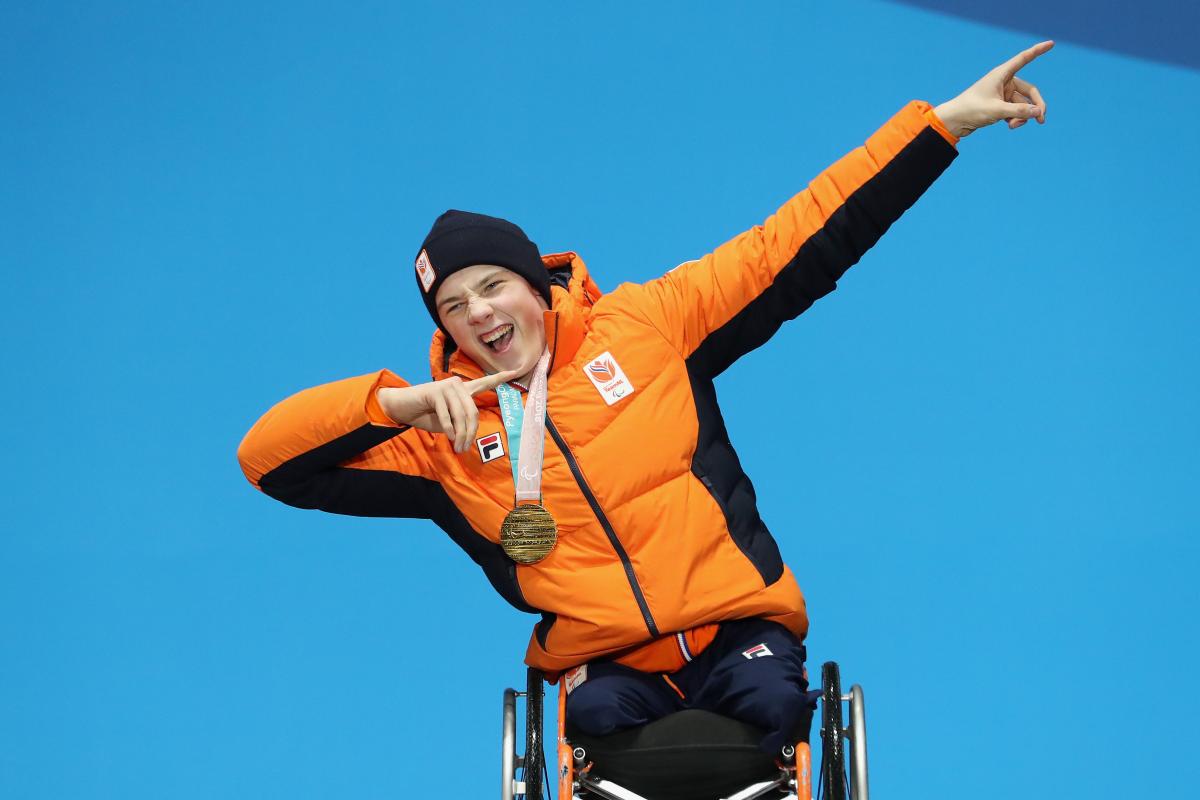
{"left": 481, "top": 324, "right": 514, "bottom": 352}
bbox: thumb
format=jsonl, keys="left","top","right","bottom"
{"left": 997, "top": 101, "right": 1041, "bottom": 121}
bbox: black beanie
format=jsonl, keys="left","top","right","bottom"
{"left": 414, "top": 210, "right": 551, "bottom": 333}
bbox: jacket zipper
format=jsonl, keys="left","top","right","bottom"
{"left": 545, "top": 414, "right": 660, "bottom": 638}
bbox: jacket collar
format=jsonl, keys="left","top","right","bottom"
{"left": 428, "top": 251, "right": 602, "bottom": 405}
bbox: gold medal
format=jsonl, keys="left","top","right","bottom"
{"left": 496, "top": 350, "right": 555, "bottom": 565}
{"left": 500, "top": 503, "right": 558, "bottom": 564}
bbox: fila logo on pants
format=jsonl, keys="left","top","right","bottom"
{"left": 742, "top": 643, "right": 774, "bottom": 659}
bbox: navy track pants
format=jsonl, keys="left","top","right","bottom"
{"left": 565, "top": 618, "right": 818, "bottom": 753}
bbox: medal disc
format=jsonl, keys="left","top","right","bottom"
{"left": 500, "top": 504, "right": 558, "bottom": 564}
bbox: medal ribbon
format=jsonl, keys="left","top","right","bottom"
{"left": 493, "top": 349, "right": 550, "bottom": 504}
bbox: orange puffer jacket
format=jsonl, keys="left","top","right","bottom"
{"left": 238, "top": 101, "right": 958, "bottom": 675}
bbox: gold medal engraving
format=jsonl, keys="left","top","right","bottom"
{"left": 500, "top": 504, "right": 558, "bottom": 564}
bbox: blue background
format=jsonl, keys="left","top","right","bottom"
{"left": 3, "top": 2, "right": 1198, "bottom": 797}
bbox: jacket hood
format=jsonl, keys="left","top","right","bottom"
{"left": 428, "top": 251, "right": 603, "bottom": 401}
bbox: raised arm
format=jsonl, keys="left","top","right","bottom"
{"left": 626, "top": 42, "right": 1053, "bottom": 380}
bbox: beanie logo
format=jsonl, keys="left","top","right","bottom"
{"left": 583, "top": 351, "right": 634, "bottom": 406}
{"left": 415, "top": 249, "right": 436, "bottom": 293}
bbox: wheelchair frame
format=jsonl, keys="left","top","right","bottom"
{"left": 500, "top": 661, "right": 869, "bottom": 800}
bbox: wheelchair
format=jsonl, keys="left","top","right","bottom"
{"left": 501, "top": 661, "right": 869, "bottom": 800}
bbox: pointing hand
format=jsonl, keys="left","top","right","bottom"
{"left": 934, "top": 41, "right": 1054, "bottom": 139}
{"left": 378, "top": 370, "right": 522, "bottom": 454}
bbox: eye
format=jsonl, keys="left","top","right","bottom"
{"left": 484, "top": 280, "right": 502, "bottom": 292}
{"left": 444, "top": 301, "right": 463, "bottom": 315}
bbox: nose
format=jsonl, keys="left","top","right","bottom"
{"left": 466, "top": 295, "right": 493, "bottom": 325}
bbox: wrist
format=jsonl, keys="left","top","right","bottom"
{"left": 932, "top": 99, "right": 969, "bottom": 139}
{"left": 375, "top": 386, "right": 413, "bottom": 426}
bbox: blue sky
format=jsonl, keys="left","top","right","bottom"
{"left": 3, "top": 2, "right": 1198, "bottom": 798}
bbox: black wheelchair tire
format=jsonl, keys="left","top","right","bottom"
{"left": 523, "top": 668, "right": 545, "bottom": 800}
{"left": 820, "top": 661, "right": 848, "bottom": 800}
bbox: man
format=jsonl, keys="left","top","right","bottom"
{"left": 238, "top": 42, "right": 1052, "bottom": 752}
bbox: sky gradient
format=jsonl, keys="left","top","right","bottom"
{"left": 3, "top": 2, "right": 1198, "bottom": 798}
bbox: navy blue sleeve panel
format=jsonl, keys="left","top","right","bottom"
{"left": 686, "top": 366, "right": 784, "bottom": 588}
{"left": 426, "top": 486, "right": 539, "bottom": 614}
{"left": 688, "top": 126, "right": 957, "bottom": 379}
{"left": 256, "top": 423, "right": 434, "bottom": 517}
{"left": 258, "top": 422, "right": 538, "bottom": 613}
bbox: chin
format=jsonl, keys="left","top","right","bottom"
{"left": 469, "top": 338, "right": 539, "bottom": 378}
{"left": 467, "top": 348, "right": 502, "bottom": 375}
{"left": 519, "top": 348, "right": 543, "bottom": 372}
{"left": 478, "top": 349, "right": 521, "bottom": 377}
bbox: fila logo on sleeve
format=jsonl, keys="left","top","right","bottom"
{"left": 742, "top": 643, "right": 773, "bottom": 659}
{"left": 476, "top": 432, "right": 504, "bottom": 463}
{"left": 583, "top": 351, "right": 635, "bottom": 406}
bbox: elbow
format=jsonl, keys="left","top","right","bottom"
{"left": 256, "top": 471, "right": 326, "bottom": 511}
{"left": 235, "top": 429, "right": 267, "bottom": 492}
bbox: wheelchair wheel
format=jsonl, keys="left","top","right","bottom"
{"left": 820, "top": 662, "right": 848, "bottom": 800}
{"left": 524, "top": 668, "right": 545, "bottom": 800}
{"left": 500, "top": 669, "right": 547, "bottom": 800}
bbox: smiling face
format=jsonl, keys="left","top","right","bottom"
{"left": 435, "top": 264, "right": 550, "bottom": 382}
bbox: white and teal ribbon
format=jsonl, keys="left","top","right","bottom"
{"left": 493, "top": 349, "right": 551, "bottom": 503}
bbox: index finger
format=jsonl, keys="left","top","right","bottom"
{"left": 465, "top": 369, "right": 522, "bottom": 395}
{"left": 997, "top": 40, "right": 1054, "bottom": 82}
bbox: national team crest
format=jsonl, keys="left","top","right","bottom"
{"left": 415, "top": 249, "right": 436, "bottom": 292}
{"left": 588, "top": 358, "right": 617, "bottom": 383}
{"left": 583, "top": 351, "right": 635, "bottom": 406}
{"left": 476, "top": 432, "right": 504, "bottom": 463}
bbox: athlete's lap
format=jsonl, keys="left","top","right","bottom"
{"left": 565, "top": 619, "right": 814, "bottom": 750}
{"left": 680, "top": 618, "right": 815, "bottom": 752}
{"left": 565, "top": 661, "right": 683, "bottom": 736}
